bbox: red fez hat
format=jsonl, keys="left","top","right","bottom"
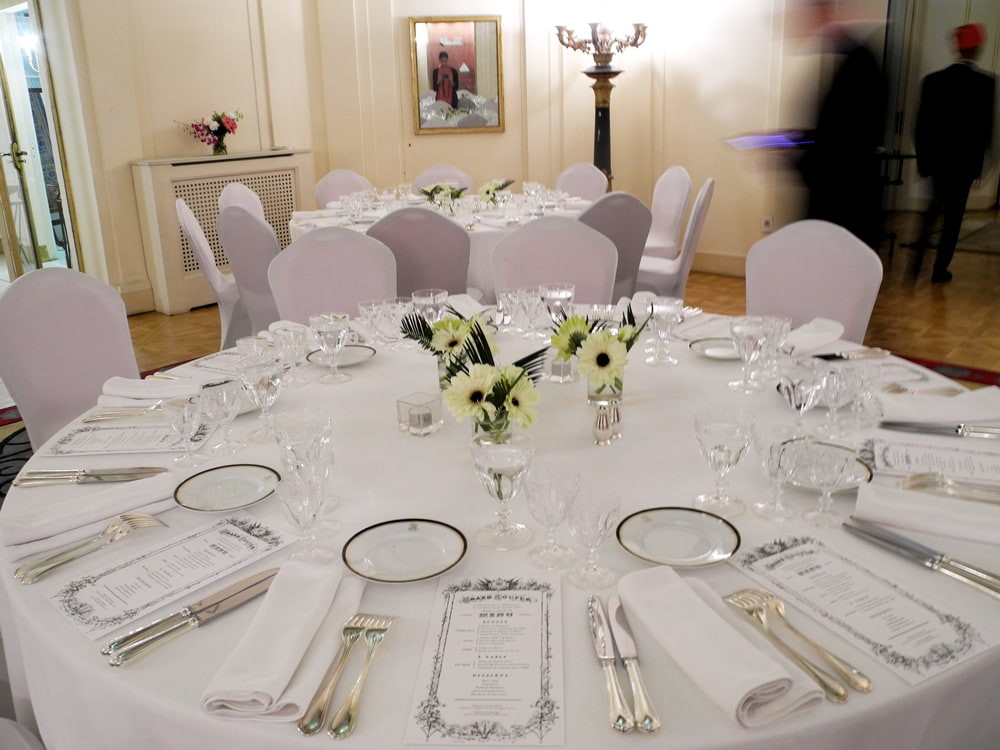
{"left": 954, "top": 24, "right": 986, "bottom": 50}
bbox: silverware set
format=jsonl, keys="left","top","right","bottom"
{"left": 13, "top": 466, "right": 168, "bottom": 487}
{"left": 898, "top": 472, "right": 1000, "bottom": 506}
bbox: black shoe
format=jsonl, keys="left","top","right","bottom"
{"left": 931, "top": 270, "right": 953, "bottom": 283}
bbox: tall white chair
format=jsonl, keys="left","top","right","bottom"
{"left": 412, "top": 164, "right": 474, "bottom": 192}
{"left": 0, "top": 268, "right": 139, "bottom": 449}
{"left": 646, "top": 166, "right": 692, "bottom": 260}
{"left": 745, "top": 219, "right": 883, "bottom": 344}
{"left": 218, "top": 181, "right": 265, "bottom": 221}
{"left": 578, "top": 192, "right": 652, "bottom": 300}
{"left": 268, "top": 227, "right": 397, "bottom": 323}
{"left": 315, "top": 169, "right": 373, "bottom": 207}
{"left": 555, "top": 163, "right": 608, "bottom": 200}
{"left": 0, "top": 719, "right": 45, "bottom": 750}
{"left": 491, "top": 216, "right": 618, "bottom": 304}
{"left": 175, "top": 199, "right": 251, "bottom": 350}
{"left": 636, "top": 177, "right": 715, "bottom": 299}
{"left": 366, "top": 207, "right": 472, "bottom": 297}
{"left": 216, "top": 205, "right": 281, "bottom": 333}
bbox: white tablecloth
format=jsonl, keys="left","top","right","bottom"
{"left": 2, "top": 333, "right": 1000, "bottom": 749}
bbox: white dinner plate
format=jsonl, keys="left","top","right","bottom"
{"left": 689, "top": 337, "right": 740, "bottom": 360}
{"left": 306, "top": 344, "right": 377, "bottom": 368}
{"left": 786, "top": 440, "right": 873, "bottom": 492}
{"left": 616, "top": 507, "right": 741, "bottom": 568}
{"left": 174, "top": 464, "right": 280, "bottom": 512}
{"left": 342, "top": 518, "right": 467, "bottom": 583}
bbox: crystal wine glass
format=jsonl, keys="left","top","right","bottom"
{"left": 310, "top": 312, "right": 352, "bottom": 384}
{"left": 273, "top": 409, "right": 339, "bottom": 538}
{"left": 777, "top": 356, "right": 827, "bottom": 431}
{"left": 271, "top": 324, "right": 313, "bottom": 388}
{"left": 276, "top": 477, "right": 331, "bottom": 562}
{"left": 816, "top": 364, "right": 863, "bottom": 440}
{"left": 539, "top": 282, "right": 576, "bottom": 325}
{"left": 162, "top": 396, "right": 204, "bottom": 467}
{"left": 239, "top": 355, "right": 283, "bottom": 442}
{"left": 693, "top": 405, "right": 755, "bottom": 518}
{"left": 645, "top": 296, "right": 684, "bottom": 366}
{"left": 411, "top": 288, "right": 449, "bottom": 325}
{"left": 525, "top": 463, "right": 579, "bottom": 569}
{"left": 470, "top": 432, "right": 534, "bottom": 550}
{"left": 567, "top": 488, "right": 621, "bottom": 589}
{"left": 199, "top": 379, "right": 245, "bottom": 456}
{"left": 800, "top": 441, "right": 854, "bottom": 528}
{"left": 757, "top": 315, "right": 792, "bottom": 385}
{"left": 729, "top": 316, "right": 769, "bottom": 393}
{"left": 751, "top": 423, "right": 800, "bottom": 521}
{"left": 518, "top": 287, "right": 548, "bottom": 340}
{"left": 496, "top": 287, "right": 521, "bottom": 333}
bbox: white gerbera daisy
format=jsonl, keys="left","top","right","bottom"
{"left": 503, "top": 371, "right": 539, "bottom": 428}
{"left": 430, "top": 318, "right": 469, "bottom": 354}
{"left": 551, "top": 316, "right": 591, "bottom": 360}
{"left": 443, "top": 364, "right": 499, "bottom": 421}
{"left": 577, "top": 330, "right": 627, "bottom": 389}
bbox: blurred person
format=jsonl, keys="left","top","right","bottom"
{"left": 913, "top": 23, "right": 996, "bottom": 283}
{"left": 433, "top": 50, "right": 459, "bottom": 109}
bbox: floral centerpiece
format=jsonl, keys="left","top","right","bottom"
{"left": 420, "top": 183, "right": 466, "bottom": 204}
{"left": 177, "top": 110, "right": 243, "bottom": 156}
{"left": 477, "top": 178, "right": 514, "bottom": 206}
{"left": 551, "top": 306, "right": 645, "bottom": 403}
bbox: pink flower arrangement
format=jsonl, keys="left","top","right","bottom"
{"left": 177, "top": 110, "right": 243, "bottom": 155}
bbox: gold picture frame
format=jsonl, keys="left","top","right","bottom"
{"left": 409, "top": 16, "right": 504, "bottom": 135}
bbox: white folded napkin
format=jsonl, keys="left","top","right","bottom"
{"left": 201, "top": 561, "right": 365, "bottom": 721}
{"left": 102, "top": 376, "right": 205, "bottom": 401}
{"left": 854, "top": 480, "right": 1000, "bottom": 545}
{"left": 783, "top": 317, "right": 845, "bottom": 355}
{"left": 618, "top": 567, "right": 823, "bottom": 728}
{"left": 448, "top": 294, "right": 488, "bottom": 319}
{"left": 0, "top": 471, "right": 177, "bottom": 560}
{"left": 878, "top": 385, "right": 1000, "bottom": 423}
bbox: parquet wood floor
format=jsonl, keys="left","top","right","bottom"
{"left": 127, "top": 211, "right": 1000, "bottom": 375}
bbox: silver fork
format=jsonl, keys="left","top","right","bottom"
{"left": 723, "top": 590, "right": 848, "bottom": 704}
{"left": 740, "top": 589, "right": 871, "bottom": 692}
{"left": 297, "top": 613, "right": 373, "bottom": 736}
{"left": 14, "top": 513, "right": 167, "bottom": 584}
{"left": 328, "top": 615, "right": 394, "bottom": 739}
{"left": 83, "top": 402, "right": 164, "bottom": 422}
{"left": 899, "top": 473, "right": 1000, "bottom": 505}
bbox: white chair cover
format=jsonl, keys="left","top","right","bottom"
{"left": 0, "top": 268, "right": 139, "bottom": 449}
{"left": 218, "top": 182, "right": 265, "bottom": 221}
{"left": 268, "top": 227, "right": 397, "bottom": 323}
{"left": 578, "top": 192, "right": 652, "bottom": 300}
{"left": 366, "top": 207, "right": 471, "bottom": 297}
{"left": 646, "top": 165, "right": 692, "bottom": 260}
{"left": 491, "top": 216, "right": 618, "bottom": 304}
{"left": 555, "top": 163, "right": 609, "bottom": 200}
{"left": 412, "top": 164, "right": 474, "bottom": 192}
{"left": 0, "top": 718, "right": 45, "bottom": 750}
{"left": 636, "top": 177, "right": 715, "bottom": 299}
{"left": 745, "top": 219, "right": 883, "bottom": 344}
{"left": 216, "top": 205, "right": 281, "bottom": 334}
{"left": 315, "top": 169, "right": 373, "bottom": 207}
{"left": 175, "top": 199, "right": 251, "bottom": 350}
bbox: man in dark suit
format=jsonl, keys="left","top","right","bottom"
{"left": 914, "top": 23, "right": 996, "bottom": 283}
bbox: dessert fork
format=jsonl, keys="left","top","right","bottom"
{"left": 329, "top": 615, "right": 394, "bottom": 739}
{"left": 14, "top": 513, "right": 167, "bottom": 584}
{"left": 898, "top": 473, "right": 1000, "bottom": 505}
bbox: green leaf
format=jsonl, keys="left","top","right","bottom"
{"left": 461, "top": 320, "right": 496, "bottom": 367}
{"left": 512, "top": 346, "right": 549, "bottom": 384}
{"left": 400, "top": 313, "right": 435, "bottom": 352}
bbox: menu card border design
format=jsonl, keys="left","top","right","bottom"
{"left": 48, "top": 422, "right": 210, "bottom": 455}
{"left": 738, "top": 536, "right": 982, "bottom": 675}
{"left": 413, "top": 577, "right": 559, "bottom": 743}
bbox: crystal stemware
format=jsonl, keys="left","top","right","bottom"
{"left": 757, "top": 315, "right": 792, "bottom": 385}
{"left": 310, "top": 312, "right": 352, "bottom": 384}
{"left": 470, "top": 432, "right": 534, "bottom": 550}
{"left": 539, "top": 282, "right": 576, "bottom": 325}
{"left": 495, "top": 287, "right": 521, "bottom": 333}
{"left": 271, "top": 324, "right": 313, "bottom": 388}
{"left": 567, "top": 488, "right": 620, "bottom": 589}
{"left": 645, "top": 296, "right": 684, "bottom": 366}
{"left": 524, "top": 463, "right": 579, "bottom": 569}
{"left": 816, "top": 364, "right": 863, "bottom": 440}
{"left": 276, "top": 478, "right": 331, "bottom": 561}
{"left": 693, "top": 406, "right": 755, "bottom": 518}
{"left": 199, "top": 379, "right": 245, "bottom": 456}
{"left": 777, "top": 356, "right": 826, "bottom": 431}
{"left": 800, "top": 441, "right": 854, "bottom": 528}
{"left": 518, "top": 287, "right": 548, "bottom": 340}
{"left": 162, "top": 396, "right": 204, "bottom": 467}
{"left": 411, "top": 288, "right": 449, "bottom": 325}
{"left": 751, "top": 423, "right": 800, "bottom": 521}
{"left": 729, "top": 316, "right": 769, "bottom": 393}
{"left": 239, "top": 355, "right": 283, "bottom": 442}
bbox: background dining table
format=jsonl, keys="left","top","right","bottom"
{"left": 2, "top": 316, "right": 999, "bottom": 749}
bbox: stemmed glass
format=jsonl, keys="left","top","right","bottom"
{"left": 310, "top": 312, "right": 352, "bottom": 384}
{"left": 525, "top": 463, "right": 579, "bottom": 569}
{"left": 496, "top": 287, "right": 521, "bottom": 333}
{"left": 645, "top": 296, "right": 684, "bottom": 365}
{"left": 276, "top": 478, "right": 331, "bottom": 561}
{"left": 518, "top": 287, "right": 548, "bottom": 340}
{"left": 412, "top": 288, "right": 449, "bottom": 324}
{"left": 271, "top": 324, "right": 313, "bottom": 387}
{"left": 729, "top": 316, "right": 768, "bottom": 393}
{"left": 539, "top": 282, "right": 575, "bottom": 325}
{"left": 470, "top": 433, "right": 534, "bottom": 550}
{"left": 777, "top": 357, "right": 826, "bottom": 431}
{"left": 239, "top": 355, "right": 283, "bottom": 442}
{"left": 800, "top": 441, "right": 853, "bottom": 528}
{"left": 758, "top": 315, "right": 792, "bottom": 385}
{"left": 567, "top": 489, "right": 620, "bottom": 589}
{"left": 693, "top": 406, "right": 755, "bottom": 518}
{"left": 751, "top": 423, "right": 800, "bottom": 521}
{"left": 199, "top": 379, "right": 245, "bottom": 456}
{"left": 374, "top": 297, "right": 411, "bottom": 350}
{"left": 816, "top": 364, "right": 863, "bottom": 440}
{"left": 162, "top": 396, "right": 204, "bottom": 467}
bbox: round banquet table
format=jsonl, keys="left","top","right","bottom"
{"left": 2, "top": 324, "right": 999, "bottom": 750}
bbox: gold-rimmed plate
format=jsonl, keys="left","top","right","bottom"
{"left": 616, "top": 507, "right": 741, "bottom": 568}
{"left": 689, "top": 338, "right": 739, "bottom": 360}
{"left": 342, "top": 518, "right": 467, "bottom": 583}
{"left": 306, "top": 344, "right": 376, "bottom": 368}
{"left": 174, "top": 464, "right": 280, "bottom": 512}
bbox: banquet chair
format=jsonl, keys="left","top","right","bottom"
{"left": 218, "top": 181, "right": 265, "bottom": 221}
{"left": 366, "top": 207, "right": 475, "bottom": 298}
{"left": 491, "top": 216, "right": 618, "bottom": 304}
{"left": 0, "top": 267, "right": 139, "bottom": 450}
{"left": 315, "top": 169, "right": 373, "bottom": 207}
{"left": 578, "top": 192, "right": 652, "bottom": 300}
{"left": 636, "top": 177, "right": 715, "bottom": 299}
{"left": 555, "top": 163, "right": 609, "bottom": 200}
{"left": 216, "top": 205, "right": 281, "bottom": 333}
{"left": 745, "top": 219, "right": 883, "bottom": 344}
{"left": 412, "top": 164, "right": 474, "bottom": 192}
{"left": 268, "top": 227, "right": 397, "bottom": 323}
{"left": 0, "top": 718, "right": 45, "bottom": 750}
{"left": 645, "top": 165, "right": 693, "bottom": 260}
{"left": 175, "top": 199, "right": 251, "bottom": 350}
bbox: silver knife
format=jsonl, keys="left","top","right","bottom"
{"left": 101, "top": 568, "right": 279, "bottom": 666}
{"left": 13, "top": 467, "right": 167, "bottom": 487}
{"left": 587, "top": 595, "right": 635, "bottom": 733}
{"left": 878, "top": 421, "right": 1000, "bottom": 439}
{"left": 607, "top": 596, "right": 660, "bottom": 733}
{"left": 843, "top": 519, "right": 1000, "bottom": 600}
{"left": 814, "top": 348, "right": 890, "bottom": 361}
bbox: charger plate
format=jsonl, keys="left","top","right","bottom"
{"left": 616, "top": 507, "right": 740, "bottom": 568}
{"left": 689, "top": 338, "right": 739, "bottom": 360}
{"left": 306, "top": 345, "right": 376, "bottom": 368}
{"left": 342, "top": 518, "right": 467, "bottom": 583}
{"left": 174, "top": 464, "right": 280, "bottom": 512}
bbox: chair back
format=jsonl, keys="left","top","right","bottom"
{"left": 746, "top": 219, "right": 883, "bottom": 344}
{"left": 578, "top": 192, "right": 652, "bottom": 299}
{"left": 218, "top": 182, "right": 265, "bottom": 221}
{"left": 315, "top": 169, "right": 373, "bottom": 207}
{"left": 366, "top": 207, "right": 470, "bottom": 297}
{"left": 646, "top": 166, "right": 692, "bottom": 259}
{"left": 0, "top": 268, "right": 139, "bottom": 449}
{"left": 0, "top": 718, "right": 46, "bottom": 750}
{"left": 491, "top": 216, "right": 618, "bottom": 304}
{"left": 217, "top": 205, "right": 281, "bottom": 333}
{"left": 670, "top": 177, "right": 715, "bottom": 299}
{"left": 268, "top": 227, "right": 397, "bottom": 323}
{"left": 412, "top": 164, "right": 474, "bottom": 192}
{"left": 555, "top": 163, "right": 608, "bottom": 200}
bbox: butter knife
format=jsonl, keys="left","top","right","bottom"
{"left": 587, "top": 595, "right": 635, "bottom": 733}
{"left": 607, "top": 596, "right": 660, "bottom": 733}
{"left": 101, "top": 568, "right": 279, "bottom": 665}
{"left": 843, "top": 519, "right": 1000, "bottom": 600}
{"left": 878, "top": 421, "right": 1000, "bottom": 439}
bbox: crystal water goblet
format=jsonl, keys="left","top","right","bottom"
{"left": 693, "top": 405, "right": 755, "bottom": 518}
{"left": 645, "top": 296, "right": 684, "bottom": 365}
{"left": 162, "top": 396, "right": 204, "bottom": 467}
{"left": 751, "top": 423, "right": 800, "bottom": 521}
{"left": 276, "top": 478, "right": 331, "bottom": 562}
{"left": 567, "top": 488, "right": 620, "bottom": 589}
{"left": 496, "top": 287, "right": 521, "bottom": 333}
{"left": 758, "top": 315, "right": 792, "bottom": 385}
{"left": 539, "top": 282, "right": 575, "bottom": 325}
{"left": 729, "top": 316, "right": 769, "bottom": 393}
{"left": 310, "top": 312, "right": 352, "bottom": 384}
{"left": 777, "top": 356, "right": 827, "bottom": 431}
{"left": 239, "top": 355, "right": 283, "bottom": 442}
{"left": 470, "top": 432, "right": 534, "bottom": 550}
{"left": 374, "top": 297, "right": 411, "bottom": 350}
{"left": 800, "top": 441, "right": 854, "bottom": 528}
{"left": 236, "top": 335, "right": 274, "bottom": 360}
{"left": 816, "top": 364, "right": 863, "bottom": 440}
{"left": 199, "top": 379, "right": 245, "bottom": 456}
{"left": 518, "top": 287, "right": 548, "bottom": 340}
{"left": 271, "top": 324, "right": 313, "bottom": 387}
{"left": 356, "top": 299, "right": 383, "bottom": 345}
{"left": 273, "top": 409, "right": 340, "bottom": 537}
{"left": 412, "top": 288, "right": 449, "bottom": 325}
{"left": 525, "top": 463, "right": 579, "bottom": 569}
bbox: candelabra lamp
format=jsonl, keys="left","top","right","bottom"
{"left": 555, "top": 22, "right": 647, "bottom": 188}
